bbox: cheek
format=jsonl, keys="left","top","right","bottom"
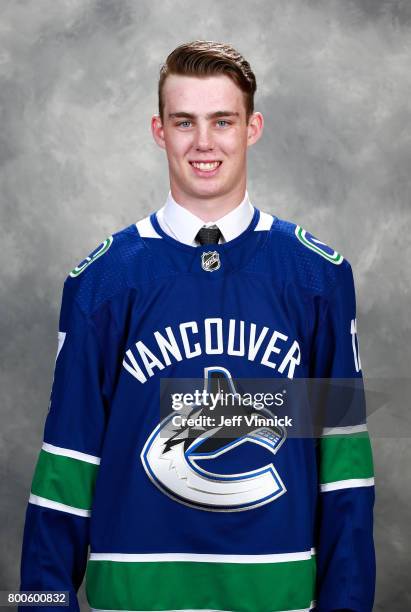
{"left": 220, "top": 132, "right": 247, "bottom": 156}
{"left": 168, "top": 139, "right": 192, "bottom": 162}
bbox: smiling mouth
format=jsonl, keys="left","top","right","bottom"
{"left": 189, "top": 161, "right": 222, "bottom": 172}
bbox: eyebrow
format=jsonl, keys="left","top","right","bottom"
{"left": 168, "top": 111, "right": 240, "bottom": 120}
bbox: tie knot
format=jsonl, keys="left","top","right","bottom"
{"left": 195, "top": 225, "right": 222, "bottom": 245}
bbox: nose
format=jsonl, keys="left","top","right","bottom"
{"left": 194, "top": 124, "right": 214, "bottom": 151}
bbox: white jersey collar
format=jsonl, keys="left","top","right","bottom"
{"left": 156, "top": 190, "right": 254, "bottom": 246}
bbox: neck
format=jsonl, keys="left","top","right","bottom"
{"left": 170, "top": 184, "right": 247, "bottom": 222}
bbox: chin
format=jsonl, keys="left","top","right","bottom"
{"left": 189, "top": 186, "right": 225, "bottom": 199}
{"left": 186, "top": 178, "right": 225, "bottom": 193}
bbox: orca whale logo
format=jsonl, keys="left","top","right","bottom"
{"left": 140, "top": 367, "right": 287, "bottom": 512}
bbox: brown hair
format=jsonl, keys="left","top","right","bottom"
{"left": 158, "top": 40, "right": 257, "bottom": 123}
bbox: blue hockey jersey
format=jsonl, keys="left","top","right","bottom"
{"left": 19, "top": 207, "right": 375, "bottom": 612}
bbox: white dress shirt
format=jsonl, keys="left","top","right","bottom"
{"left": 156, "top": 190, "right": 254, "bottom": 246}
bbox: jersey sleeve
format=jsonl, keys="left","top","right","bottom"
{"left": 19, "top": 279, "right": 109, "bottom": 612}
{"left": 310, "top": 262, "right": 376, "bottom": 612}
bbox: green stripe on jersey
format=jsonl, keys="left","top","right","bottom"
{"left": 31, "top": 449, "right": 99, "bottom": 510}
{"left": 319, "top": 431, "right": 374, "bottom": 485}
{"left": 85, "top": 557, "right": 316, "bottom": 612}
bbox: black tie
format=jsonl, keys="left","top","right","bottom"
{"left": 195, "top": 225, "right": 222, "bottom": 245}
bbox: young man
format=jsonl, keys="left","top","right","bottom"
{"left": 19, "top": 41, "right": 375, "bottom": 611}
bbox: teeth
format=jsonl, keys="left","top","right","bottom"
{"left": 191, "top": 161, "right": 220, "bottom": 171}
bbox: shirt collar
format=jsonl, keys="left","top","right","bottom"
{"left": 156, "top": 190, "right": 254, "bottom": 246}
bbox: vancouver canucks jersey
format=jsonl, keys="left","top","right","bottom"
{"left": 19, "top": 207, "right": 375, "bottom": 612}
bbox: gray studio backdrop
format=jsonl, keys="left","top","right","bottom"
{"left": 1, "top": 0, "right": 410, "bottom": 610}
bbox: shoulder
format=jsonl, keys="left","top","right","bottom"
{"left": 62, "top": 217, "right": 155, "bottom": 315}
{"left": 261, "top": 211, "right": 353, "bottom": 296}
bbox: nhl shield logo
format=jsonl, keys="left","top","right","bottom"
{"left": 201, "top": 250, "right": 221, "bottom": 272}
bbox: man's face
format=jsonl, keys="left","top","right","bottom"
{"left": 152, "top": 74, "right": 263, "bottom": 205}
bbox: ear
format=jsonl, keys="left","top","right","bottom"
{"left": 247, "top": 112, "right": 264, "bottom": 147}
{"left": 151, "top": 114, "right": 166, "bottom": 150}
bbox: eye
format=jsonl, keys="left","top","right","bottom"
{"left": 177, "top": 120, "right": 191, "bottom": 128}
{"left": 217, "top": 120, "right": 230, "bottom": 127}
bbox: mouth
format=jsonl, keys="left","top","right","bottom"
{"left": 189, "top": 160, "right": 222, "bottom": 177}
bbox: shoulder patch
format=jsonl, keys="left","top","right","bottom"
{"left": 69, "top": 235, "right": 114, "bottom": 278}
{"left": 294, "top": 225, "right": 343, "bottom": 265}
